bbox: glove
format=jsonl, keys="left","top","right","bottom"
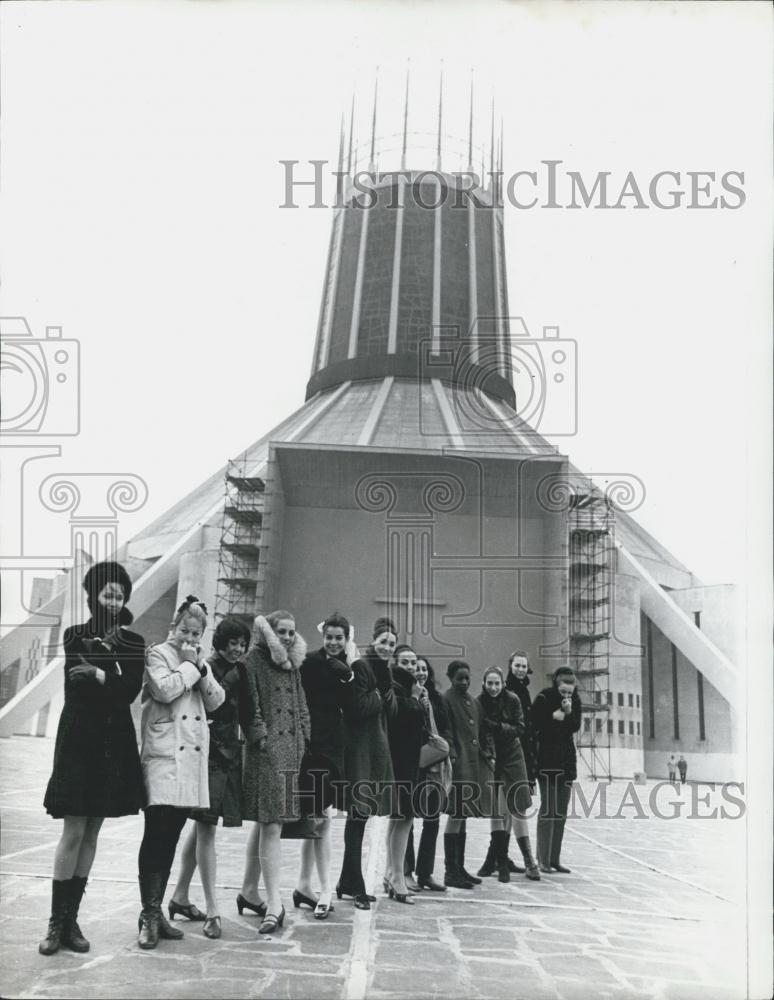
{"left": 327, "top": 658, "right": 353, "bottom": 682}
{"left": 221, "top": 665, "right": 241, "bottom": 691}
{"left": 70, "top": 661, "right": 98, "bottom": 685}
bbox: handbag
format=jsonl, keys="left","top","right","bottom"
{"left": 419, "top": 732, "right": 450, "bottom": 768}
{"left": 419, "top": 700, "right": 451, "bottom": 768}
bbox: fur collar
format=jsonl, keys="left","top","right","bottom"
{"left": 252, "top": 615, "right": 307, "bottom": 671}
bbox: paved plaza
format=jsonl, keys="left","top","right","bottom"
{"left": 1, "top": 735, "right": 749, "bottom": 1000}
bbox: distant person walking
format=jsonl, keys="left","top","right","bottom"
{"left": 667, "top": 755, "right": 677, "bottom": 784}
{"left": 677, "top": 755, "right": 688, "bottom": 785}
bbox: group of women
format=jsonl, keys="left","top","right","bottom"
{"left": 39, "top": 560, "right": 582, "bottom": 956}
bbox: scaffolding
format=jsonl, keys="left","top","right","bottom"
{"left": 569, "top": 490, "right": 613, "bottom": 782}
{"left": 214, "top": 459, "right": 265, "bottom": 629}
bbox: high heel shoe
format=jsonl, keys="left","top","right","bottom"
{"left": 292, "top": 889, "right": 319, "bottom": 910}
{"left": 382, "top": 877, "right": 391, "bottom": 895}
{"left": 313, "top": 899, "right": 334, "bottom": 920}
{"left": 385, "top": 880, "right": 415, "bottom": 905}
{"left": 236, "top": 893, "right": 267, "bottom": 918}
{"left": 258, "top": 906, "right": 286, "bottom": 934}
{"left": 168, "top": 899, "right": 206, "bottom": 922}
{"left": 202, "top": 916, "right": 221, "bottom": 940}
{"left": 335, "top": 883, "right": 375, "bottom": 904}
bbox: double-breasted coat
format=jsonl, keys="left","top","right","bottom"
{"left": 241, "top": 618, "right": 310, "bottom": 824}
{"left": 477, "top": 687, "right": 531, "bottom": 813}
{"left": 44, "top": 620, "right": 146, "bottom": 818}
{"left": 299, "top": 647, "right": 353, "bottom": 814}
{"left": 386, "top": 665, "right": 426, "bottom": 818}
{"left": 342, "top": 647, "right": 397, "bottom": 817}
{"left": 140, "top": 640, "right": 225, "bottom": 808}
{"left": 443, "top": 687, "right": 496, "bottom": 818}
{"left": 531, "top": 685, "right": 583, "bottom": 783}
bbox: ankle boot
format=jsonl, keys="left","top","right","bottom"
{"left": 493, "top": 831, "right": 510, "bottom": 883}
{"left": 476, "top": 835, "right": 497, "bottom": 877}
{"left": 443, "top": 833, "right": 473, "bottom": 889}
{"left": 457, "top": 828, "right": 482, "bottom": 885}
{"left": 138, "top": 872, "right": 163, "bottom": 950}
{"left": 516, "top": 835, "right": 541, "bottom": 881}
{"left": 62, "top": 875, "right": 90, "bottom": 952}
{"left": 38, "top": 879, "right": 69, "bottom": 955}
{"left": 156, "top": 869, "right": 183, "bottom": 940}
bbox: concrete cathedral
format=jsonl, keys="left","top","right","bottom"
{"left": 0, "top": 89, "right": 740, "bottom": 783}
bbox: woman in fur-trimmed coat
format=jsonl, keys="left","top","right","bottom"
{"left": 239, "top": 611, "right": 310, "bottom": 933}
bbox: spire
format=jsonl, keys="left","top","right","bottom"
{"left": 436, "top": 62, "right": 443, "bottom": 172}
{"left": 336, "top": 113, "right": 345, "bottom": 204}
{"left": 369, "top": 67, "right": 379, "bottom": 173}
{"left": 489, "top": 96, "right": 495, "bottom": 194}
{"left": 467, "top": 70, "right": 474, "bottom": 172}
{"left": 401, "top": 60, "right": 410, "bottom": 171}
{"left": 346, "top": 94, "right": 355, "bottom": 175}
{"left": 498, "top": 117, "right": 504, "bottom": 205}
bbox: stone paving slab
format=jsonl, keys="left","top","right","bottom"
{"left": 0, "top": 736, "right": 752, "bottom": 999}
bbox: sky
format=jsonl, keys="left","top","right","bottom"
{"left": 0, "top": 1, "right": 771, "bottom": 613}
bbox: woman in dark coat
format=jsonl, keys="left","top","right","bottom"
{"left": 239, "top": 611, "right": 310, "bottom": 934}
{"left": 404, "top": 656, "right": 452, "bottom": 892}
{"left": 336, "top": 616, "right": 398, "bottom": 910}
{"left": 383, "top": 644, "right": 426, "bottom": 904}
{"left": 40, "top": 561, "right": 146, "bottom": 956}
{"left": 532, "top": 666, "right": 582, "bottom": 874}
{"left": 442, "top": 660, "right": 496, "bottom": 889}
{"left": 476, "top": 667, "right": 540, "bottom": 882}
{"left": 294, "top": 611, "right": 355, "bottom": 920}
{"left": 168, "top": 616, "right": 251, "bottom": 939}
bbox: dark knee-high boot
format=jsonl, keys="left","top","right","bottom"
{"left": 138, "top": 872, "right": 163, "bottom": 950}
{"left": 516, "top": 835, "right": 541, "bottom": 881}
{"left": 457, "top": 826, "right": 482, "bottom": 885}
{"left": 443, "top": 833, "right": 473, "bottom": 889}
{"left": 477, "top": 833, "right": 497, "bottom": 877}
{"left": 493, "top": 830, "right": 510, "bottom": 883}
{"left": 61, "top": 875, "right": 90, "bottom": 952}
{"left": 506, "top": 830, "right": 526, "bottom": 873}
{"left": 38, "top": 879, "right": 70, "bottom": 955}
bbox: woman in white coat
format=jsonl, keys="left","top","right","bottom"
{"left": 136, "top": 596, "right": 224, "bottom": 949}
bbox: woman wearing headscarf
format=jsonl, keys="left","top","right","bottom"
{"left": 336, "top": 616, "right": 397, "bottom": 910}
{"left": 40, "top": 561, "right": 146, "bottom": 956}
{"left": 476, "top": 666, "right": 539, "bottom": 882}
{"left": 531, "top": 666, "right": 582, "bottom": 874}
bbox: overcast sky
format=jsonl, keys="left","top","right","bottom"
{"left": 1, "top": 1, "right": 771, "bottom": 610}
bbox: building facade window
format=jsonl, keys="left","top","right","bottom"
{"left": 595, "top": 718, "right": 602, "bottom": 733}
{"left": 636, "top": 694, "right": 640, "bottom": 709}
{"left": 617, "top": 692, "right": 624, "bottom": 707}
{"left": 636, "top": 721, "right": 641, "bottom": 735}
{"left": 607, "top": 719, "right": 613, "bottom": 734}
{"left": 628, "top": 693, "right": 634, "bottom": 707}
{"left": 618, "top": 720, "right": 625, "bottom": 735}
{"left": 607, "top": 691, "right": 613, "bottom": 705}
{"left": 584, "top": 717, "right": 591, "bottom": 732}
{"left": 629, "top": 721, "right": 635, "bottom": 735}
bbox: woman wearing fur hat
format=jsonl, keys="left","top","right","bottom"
{"left": 239, "top": 611, "right": 310, "bottom": 934}
{"left": 475, "top": 666, "right": 540, "bottom": 883}
{"left": 336, "top": 616, "right": 398, "bottom": 910}
{"left": 40, "top": 560, "right": 146, "bottom": 956}
{"left": 531, "top": 666, "right": 582, "bottom": 874}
